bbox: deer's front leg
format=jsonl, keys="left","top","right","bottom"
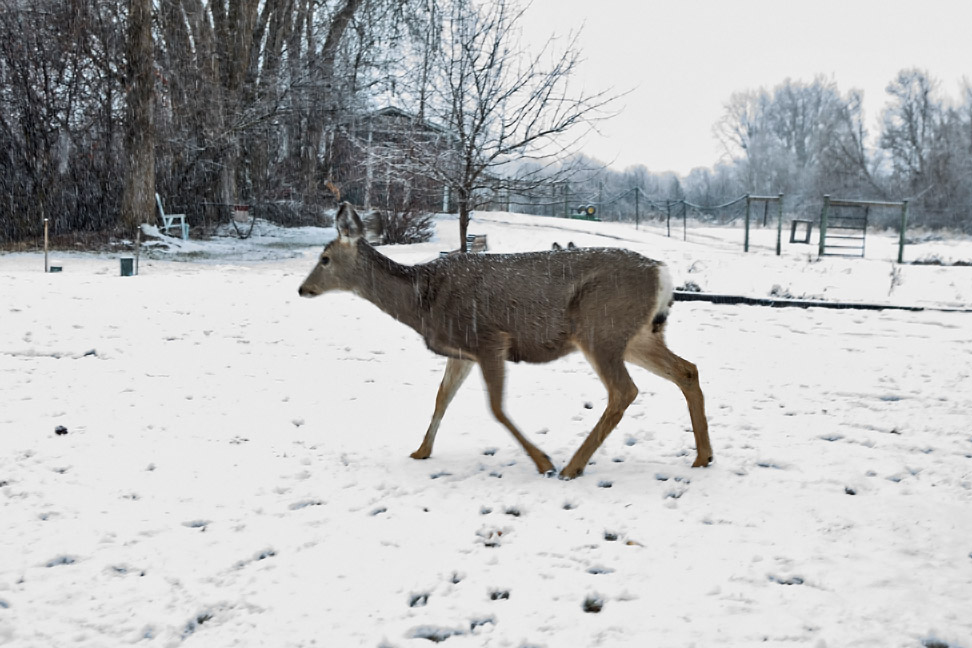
{"left": 411, "top": 357, "right": 474, "bottom": 460}
{"left": 477, "top": 347, "right": 555, "bottom": 475}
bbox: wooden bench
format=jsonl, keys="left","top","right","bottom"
{"left": 155, "top": 193, "right": 189, "bottom": 240}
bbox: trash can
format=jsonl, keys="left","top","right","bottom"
{"left": 120, "top": 257, "right": 134, "bottom": 276}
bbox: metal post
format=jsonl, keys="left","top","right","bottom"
{"left": 775, "top": 193, "right": 784, "bottom": 256}
{"left": 897, "top": 200, "right": 909, "bottom": 264}
{"left": 863, "top": 205, "right": 870, "bottom": 258}
{"left": 44, "top": 217, "right": 49, "bottom": 272}
{"left": 682, "top": 201, "right": 687, "bottom": 242}
{"left": 597, "top": 180, "right": 603, "bottom": 219}
{"left": 564, "top": 183, "right": 569, "bottom": 218}
{"left": 744, "top": 194, "right": 751, "bottom": 253}
{"left": 634, "top": 187, "right": 640, "bottom": 229}
{"left": 818, "top": 195, "right": 830, "bottom": 257}
{"left": 666, "top": 200, "right": 671, "bottom": 237}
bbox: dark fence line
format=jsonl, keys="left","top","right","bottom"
{"left": 673, "top": 290, "right": 972, "bottom": 313}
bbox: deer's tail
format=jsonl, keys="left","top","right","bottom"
{"left": 651, "top": 264, "right": 674, "bottom": 333}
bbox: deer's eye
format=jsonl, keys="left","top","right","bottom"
{"left": 320, "top": 256, "right": 330, "bottom": 266}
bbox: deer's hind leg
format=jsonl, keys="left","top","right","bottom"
{"left": 561, "top": 345, "right": 639, "bottom": 480}
{"left": 411, "top": 357, "right": 474, "bottom": 460}
{"left": 478, "top": 343, "right": 555, "bottom": 475}
{"left": 624, "top": 326, "right": 713, "bottom": 467}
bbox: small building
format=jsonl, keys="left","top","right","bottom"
{"left": 332, "top": 106, "right": 456, "bottom": 214}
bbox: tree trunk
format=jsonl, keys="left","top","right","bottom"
{"left": 213, "top": 0, "right": 261, "bottom": 217}
{"left": 458, "top": 191, "right": 469, "bottom": 253}
{"left": 122, "top": 0, "right": 155, "bottom": 231}
{"left": 300, "top": 0, "right": 361, "bottom": 198}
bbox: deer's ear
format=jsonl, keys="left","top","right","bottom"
{"left": 335, "top": 202, "right": 365, "bottom": 240}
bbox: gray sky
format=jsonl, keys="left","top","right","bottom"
{"left": 522, "top": 0, "right": 972, "bottom": 175}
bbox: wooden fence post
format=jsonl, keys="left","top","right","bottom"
{"left": 776, "top": 193, "right": 784, "bottom": 256}
{"left": 898, "top": 199, "right": 909, "bottom": 264}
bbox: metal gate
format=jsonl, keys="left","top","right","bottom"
{"left": 818, "top": 196, "right": 868, "bottom": 257}
{"left": 818, "top": 196, "right": 910, "bottom": 261}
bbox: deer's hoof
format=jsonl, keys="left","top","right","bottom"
{"left": 531, "top": 453, "right": 555, "bottom": 475}
{"left": 559, "top": 464, "right": 584, "bottom": 480}
{"left": 410, "top": 449, "right": 431, "bottom": 460}
{"left": 692, "top": 454, "right": 713, "bottom": 468}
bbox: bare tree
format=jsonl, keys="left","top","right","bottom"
{"left": 713, "top": 88, "right": 779, "bottom": 193}
{"left": 714, "top": 78, "right": 874, "bottom": 213}
{"left": 765, "top": 77, "right": 844, "bottom": 172}
{"left": 299, "top": 0, "right": 362, "bottom": 197}
{"left": 414, "top": 0, "right": 615, "bottom": 251}
{"left": 818, "top": 88, "right": 885, "bottom": 197}
{"left": 881, "top": 71, "right": 972, "bottom": 228}
{"left": 121, "top": 0, "right": 154, "bottom": 231}
{"left": 713, "top": 90, "right": 767, "bottom": 162}
{"left": 0, "top": 0, "right": 126, "bottom": 241}
{"left": 880, "top": 68, "right": 940, "bottom": 192}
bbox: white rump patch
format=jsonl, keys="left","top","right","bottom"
{"left": 654, "top": 264, "right": 674, "bottom": 321}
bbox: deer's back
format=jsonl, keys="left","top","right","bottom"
{"left": 421, "top": 248, "right": 666, "bottom": 362}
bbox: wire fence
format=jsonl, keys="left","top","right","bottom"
{"left": 481, "top": 186, "right": 765, "bottom": 236}
{"left": 484, "top": 185, "right": 756, "bottom": 221}
{"left": 479, "top": 185, "right": 925, "bottom": 262}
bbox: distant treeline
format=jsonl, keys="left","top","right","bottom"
{"left": 532, "top": 74, "right": 972, "bottom": 232}
{"left": 0, "top": 0, "right": 969, "bottom": 244}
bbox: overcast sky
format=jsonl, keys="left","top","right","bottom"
{"left": 522, "top": 0, "right": 972, "bottom": 176}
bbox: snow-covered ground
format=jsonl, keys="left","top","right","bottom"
{"left": 1, "top": 212, "right": 971, "bottom": 647}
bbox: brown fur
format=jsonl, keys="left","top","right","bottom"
{"left": 299, "top": 203, "right": 712, "bottom": 478}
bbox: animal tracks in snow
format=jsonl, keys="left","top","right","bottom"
{"left": 3, "top": 242, "right": 970, "bottom": 646}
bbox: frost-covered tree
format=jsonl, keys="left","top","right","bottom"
{"left": 879, "top": 68, "right": 940, "bottom": 192}
{"left": 714, "top": 77, "right": 871, "bottom": 214}
{"left": 412, "top": 0, "right": 615, "bottom": 251}
{"left": 880, "top": 70, "right": 972, "bottom": 228}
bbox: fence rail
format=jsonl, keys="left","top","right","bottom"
{"left": 485, "top": 186, "right": 916, "bottom": 262}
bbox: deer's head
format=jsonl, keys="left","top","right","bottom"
{"left": 298, "top": 202, "right": 365, "bottom": 298}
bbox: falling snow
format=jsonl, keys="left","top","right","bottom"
{"left": 1, "top": 212, "right": 971, "bottom": 647}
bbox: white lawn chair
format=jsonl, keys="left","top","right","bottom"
{"left": 155, "top": 193, "right": 189, "bottom": 240}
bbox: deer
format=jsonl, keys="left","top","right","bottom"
{"left": 298, "top": 202, "right": 712, "bottom": 479}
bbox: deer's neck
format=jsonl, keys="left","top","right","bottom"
{"left": 353, "top": 241, "right": 429, "bottom": 333}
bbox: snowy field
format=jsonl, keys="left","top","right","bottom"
{"left": 1, "top": 212, "right": 971, "bottom": 647}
